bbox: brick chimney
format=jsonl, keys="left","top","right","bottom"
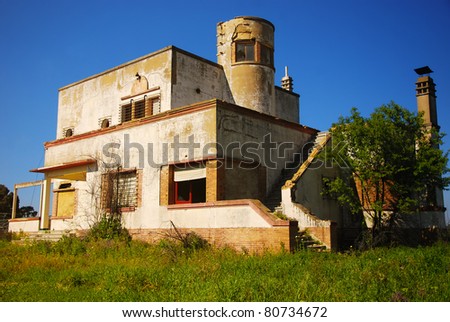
{"left": 415, "top": 66, "right": 439, "bottom": 131}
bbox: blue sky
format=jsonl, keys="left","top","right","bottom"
{"left": 1, "top": 0, "right": 449, "bottom": 222}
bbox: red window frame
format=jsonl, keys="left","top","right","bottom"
{"left": 175, "top": 181, "right": 192, "bottom": 204}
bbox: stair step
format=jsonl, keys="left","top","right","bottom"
{"left": 17, "top": 230, "right": 74, "bottom": 242}
{"left": 307, "top": 244, "right": 327, "bottom": 251}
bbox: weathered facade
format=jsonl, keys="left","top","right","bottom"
{"left": 9, "top": 17, "right": 446, "bottom": 251}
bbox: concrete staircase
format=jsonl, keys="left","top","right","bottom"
{"left": 263, "top": 132, "right": 329, "bottom": 212}
{"left": 12, "top": 230, "right": 74, "bottom": 243}
{"left": 295, "top": 229, "right": 327, "bottom": 252}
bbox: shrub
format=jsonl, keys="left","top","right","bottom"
{"left": 53, "top": 235, "right": 87, "bottom": 256}
{"left": 86, "top": 215, "right": 131, "bottom": 242}
{"left": 158, "top": 231, "right": 209, "bottom": 262}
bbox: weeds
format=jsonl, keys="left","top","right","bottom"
{"left": 1, "top": 239, "right": 449, "bottom": 302}
{"left": 85, "top": 216, "right": 131, "bottom": 242}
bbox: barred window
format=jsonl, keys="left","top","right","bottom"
{"left": 121, "top": 102, "right": 132, "bottom": 123}
{"left": 151, "top": 97, "right": 160, "bottom": 114}
{"left": 134, "top": 99, "right": 146, "bottom": 119}
{"left": 102, "top": 170, "right": 138, "bottom": 212}
{"left": 120, "top": 96, "right": 160, "bottom": 123}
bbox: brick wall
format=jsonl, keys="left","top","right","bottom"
{"left": 128, "top": 224, "right": 297, "bottom": 253}
{"left": 306, "top": 222, "right": 338, "bottom": 251}
{"left": 206, "top": 159, "right": 225, "bottom": 201}
{"left": 159, "top": 165, "right": 174, "bottom": 205}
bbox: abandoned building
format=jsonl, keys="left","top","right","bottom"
{"left": 9, "top": 16, "right": 446, "bottom": 251}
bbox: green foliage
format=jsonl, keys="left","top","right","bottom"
{"left": 323, "top": 102, "right": 449, "bottom": 241}
{"left": 17, "top": 206, "right": 38, "bottom": 218}
{"left": 0, "top": 184, "right": 14, "bottom": 217}
{"left": 1, "top": 240, "right": 449, "bottom": 301}
{"left": 0, "top": 183, "right": 38, "bottom": 218}
{"left": 273, "top": 211, "right": 289, "bottom": 220}
{"left": 52, "top": 235, "right": 87, "bottom": 256}
{"left": 158, "top": 231, "right": 210, "bottom": 262}
{"left": 86, "top": 215, "right": 131, "bottom": 242}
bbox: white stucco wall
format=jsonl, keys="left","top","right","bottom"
{"left": 171, "top": 50, "right": 234, "bottom": 109}
{"left": 43, "top": 106, "right": 218, "bottom": 230}
{"left": 9, "top": 219, "right": 40, "bottom": 232}
{"left": 144, "top": 204, "right": 271, "bottom": 229}
{"left": 56, "top": 48, "right": 174, "bottom": 140}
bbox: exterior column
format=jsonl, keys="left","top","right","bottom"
{"left": 11, "top": 186, "right": 18, "bottom": 219}
{"left": 40, "top": 177, "right": 51, "bottom": 230}
{"left": 159, "top": 165, "right": 174, "bottom": 206}
{"left": 206, "top": 160, "right": 224, "bottom": 202}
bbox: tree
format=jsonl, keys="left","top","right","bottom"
{"left": 85, "top": 163, "right": 131, "bottom": 241}
{"left": 0, "top": 183, "right": 39, "bottom": 219}
{"left": 323, "top": 102, "right": 449, "bottom": 244}
{"left": 0, "top": 184, "right": 14, "bottom": 218}
{"left": 17, "top": 206, "right": 38, "bottom": 218}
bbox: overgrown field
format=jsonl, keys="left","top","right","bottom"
{"left": 1, "top": 238, "right": 449, "bottom": 301}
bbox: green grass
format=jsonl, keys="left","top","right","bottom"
{"left": 1, "top": 237, "right": 449, "bottom": 302}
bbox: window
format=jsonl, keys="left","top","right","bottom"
{"left": 54, "top": 182, "right": 75, "bottom": 217}
{"left": 100, "top": 117, "right": 111, "bottom": 129}
{"left": 134, "top": 99, "right": 146, "bottom": 119}
{"left": 172, "top": 163, "right": 206, "bottom": 204}
{"left": 120, "top": 96, "right": 160, "bottom": 123}
{"left": 102, "top": 169, "right": 138, "bottom": 211}
{"left": 235, "top": 41, "right": 255, "bottom": 62}
{"left": 175, "top": 178, "right": 206, "bottom": 204}
{"left": 260, "top": 43, "right": 273, "bottom": 66}
{"left": 151, "top": 97, "right": 161, "bottom": 114}
{"left": 234, "top": 40, "right": 273, "bottom": 67}
{"left": 121, "top": 102, "right": 132, "bottom": 123}
{"left": 64, "top": 127, "right": 74, "bottom": 138}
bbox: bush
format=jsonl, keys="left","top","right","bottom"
{"left": 86, "top": 215, "right": 131, "bottom": 242}
{"left": 53, "top": 235, "right": 87, "bottom": 256}
{"left": 158, "top": 231, "right": 209, "bottom": 262}
{"left": 182, "top": 232, "right": 209, "bottom": 250}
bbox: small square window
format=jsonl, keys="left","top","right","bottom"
{"left": 235, "top": 41, "right": 255, "bottom": 62}
{"left": 63, "top": 127, "right": 74, "bottom": 138}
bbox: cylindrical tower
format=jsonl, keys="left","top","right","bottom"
{"left": 217, "top": 16, "right": 275, "bottom": 115}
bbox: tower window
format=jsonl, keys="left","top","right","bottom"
{"left": 260, "top": 43, "right": 273, "bottom": 66}
{"left": 235, "top": 41, "right": 255, "bottom": 62}
{"left": 234, "top": 40, "right": 273, "bottom": 67}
